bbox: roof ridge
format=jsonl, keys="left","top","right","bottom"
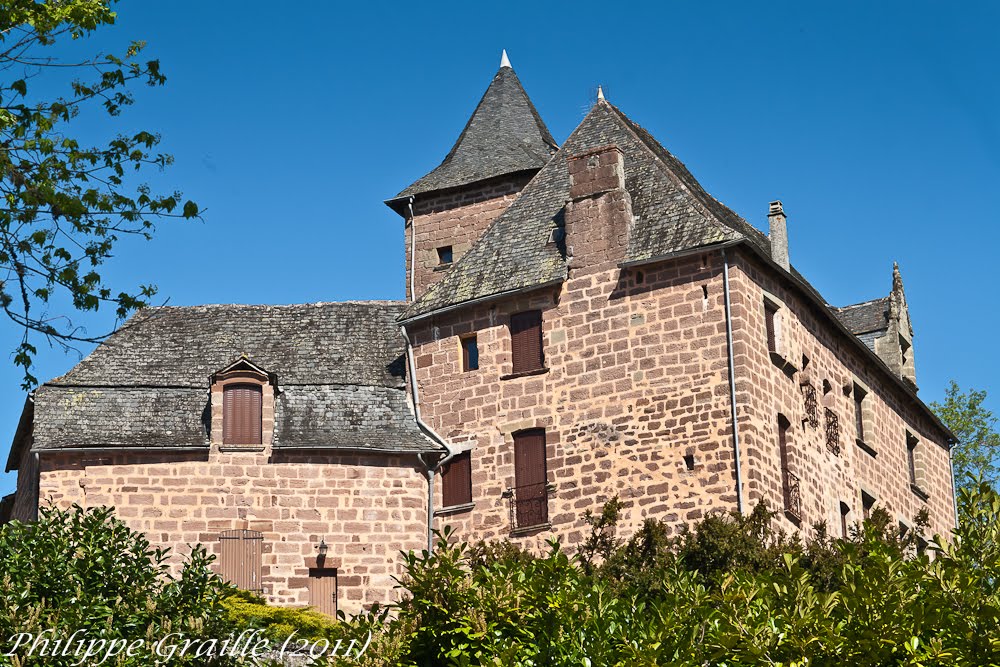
{"left": 145, "top": 300, "right": 405, "bottom": 310}
{"left": 604, "top": 103, "right": 768, "bottom": 249}
{"left": 833, "top": 295, "right": 890, "bottom": 311}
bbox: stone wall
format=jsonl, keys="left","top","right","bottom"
{"left": 36, "top": 448, "right": 428, "bottom": 615}
{"left": 727, "top": 248, "right": 955, "bottom": 537}
{"left": 405, "top": 173, "right": 534, "bottom": 300}
{"left": 410, "top": 249, "right": 740, "bottom": 551}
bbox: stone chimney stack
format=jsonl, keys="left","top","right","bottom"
{"left": 565, "top": 145, "right": 633, "bottom": 273}
{"left": 768, "top": 200, "right": 790, "bottom": 271}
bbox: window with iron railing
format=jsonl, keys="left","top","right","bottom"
{"left": 509, "top": 429, "right": 548, "bottom": 530}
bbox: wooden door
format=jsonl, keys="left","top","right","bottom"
{"left": 513, "top": 429, "right": 547, "bottom": 528}
{"left": 308, "top": 568, "right": 338, "bottom": 617}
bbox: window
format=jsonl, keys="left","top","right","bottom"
{"left": 906, "top": 430, "right": 929, "bottom": 499}
{"left": 824, "top": 408, "right": 841, "bottom": 456}
{"left": 461, "top": 335, "right": 479, "bottom": 372}
{"left": 218, "top": 529, "right": 263, "bottom": 592}
{"left": 510, "top": 310, "right": 544, "bottom": 375}
{"left": 437, "top": 245, "right": 453, "bottom": 265}
{"left": 839, "top": 502, "right": 850, "bottom": 539}
{"left": 861, "top": 490, "right": 876, "bottom": 521}
{"left": 853, "top": 382, "right": 874, "bottom": 457}
{"left": 778, "top": 414, "right": 800, "bottom": 521}
{"left": 223, "top": 384, "right": 262, "bottom": 445}
{"left": 441, "top": 451, "right": 472, "bottom": 508}
{"left": 764, "top": 301, "right": 778, "bottom": 353}
{"left": 512, "top": 429, "right": 548, "bottom": 529}
{"left": 907, "top": 432, "right": 918, "bottom": 486}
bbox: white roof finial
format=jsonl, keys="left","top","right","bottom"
{"left": 597, "top": 85, "right": 605, "bottom": 101}
{"left": 500, "top": 49, "right": 512, "bottom": 69}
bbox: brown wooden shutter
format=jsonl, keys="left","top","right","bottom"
{"left": 223, "top": 384, "right": 262, "bottom": 445}
{"left": 218, "top": 529, "right": 263, "bottom": 591}
{"left": 764, "top": 302, "right": 778, "bottom": 353}
{"left": 308, "top": 568, "right": 338, "bottom": 617}
{"left": 513, "top": 429, "right": 547, "bottom": 527}
{"left": 510, "top": 311, "right": 543, "bottom": 374}
{"left": 442, "top": 451, "right": 472, "bottom": 507}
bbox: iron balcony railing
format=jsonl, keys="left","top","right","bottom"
{"left": 782, "top": 468, "right": 802, "bottom": 522}
{"left": 504, "top": 482, "right": 550, "bottom": 531}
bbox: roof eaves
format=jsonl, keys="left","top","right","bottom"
{"left": 399, "top": 277, "right": 565, "bottom": 325}
{"left": 5, "top": 395, "right": 33, "bottom": 472}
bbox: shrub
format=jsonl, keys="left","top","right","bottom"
{"left": 0, "top": 504, "right": 238, "bottom": 665}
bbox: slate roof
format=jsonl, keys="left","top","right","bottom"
{"left": 831, "top": 297, "right": 890, "bottom": 335}
{"left": 388, "top": 64, "right": 558, "bottom": 206}
{"left": 24, "top": 302, "right": 441, "bottom": 456}
{"left": 402, "top": 100, "right": 759, "bottom": 320}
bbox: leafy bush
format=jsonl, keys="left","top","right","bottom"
{"left": 350, "top": 482, "right": 1000, "bottom": 666}
{"left": 222, "top": 590, "right": 341, "bottom": 643}
{"left": 0, "top": 504, "right": 238, "bottom": 665}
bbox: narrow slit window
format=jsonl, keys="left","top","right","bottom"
{"left": 853, "top": 384, "right": 867, "bottom": 443}
{"left": 906, "top": 431, "right": 919, "bottom": 486}
{"left": 764, "top": 301, "right": 778, "bottom": 353}
{"left": 862, "top": 490, "right": 876, "bottom": 521}
{"left": 839, "top": 502, "right": 850, "bottom": 539}
{"left": 461, "top": 335, "right": 479, "bottom": 372}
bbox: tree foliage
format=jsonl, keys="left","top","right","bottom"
{"left": 0, "top": 0, "right": 198, "bottom": 387}
{"left": 0, "top": 504, "right": 235, "bottom": 665}
{"left": 350, "top": 484, "right": 1000, "bottom": 666}
{"left": 931, "top": 380, "right": 1000, "bottom": 490}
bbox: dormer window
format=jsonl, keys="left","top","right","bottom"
{"left": 224, "top": 384, "right": 262, "bottom": 445}
{"left": 211, "top": 357, "right": 275, "bottom": 450}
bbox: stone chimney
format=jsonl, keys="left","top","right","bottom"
{"left": 565, "top": 145, "right": 633, "bottom": 273}
{"left": 768, "top": 200, "right": 789, "bottom": 271}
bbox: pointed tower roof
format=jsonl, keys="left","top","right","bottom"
{"left": 387, "top": 57, "right": 558, "bottom": 209}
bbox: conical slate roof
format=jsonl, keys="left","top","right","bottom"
{"left": 388, "top": 62, "right": 558, "bottom": 205}
{"left": 401, "top": 99, "right": 758, "bottom": 320}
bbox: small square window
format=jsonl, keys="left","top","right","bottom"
{"left": 461, "top": 335, "right": 479, "bottom": 372}
{"left": 437, "top": 246, "right": 453, "bottom": 265}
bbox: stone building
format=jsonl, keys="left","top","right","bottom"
{"left": 4, "top": 54, "right": 955, "bottom": 614}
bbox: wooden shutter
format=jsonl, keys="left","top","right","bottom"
{"left": 764, "top": 302, "right": 778, "bottom": 353}
{"left": 442, "top": 451, "right": 472, "bottom": 507}
{"left": 513, "top": 429, "right": 547, "bottom": 527}
{"left": 308, "top": 568, "right": 338, "bottom": 617}
{"left": 219, "top": 529, "right": 263, "bottom": 591}
{"left": 510, "top": 311, "right": 543, "bottom": 374}
{"left": 224, "top": 384, "right": 262, "bottom": 445}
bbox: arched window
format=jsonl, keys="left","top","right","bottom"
{"left": 223, "top": 383, "right": 262, "bottom": 445}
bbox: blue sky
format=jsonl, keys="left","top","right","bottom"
{"left": 1, "top": 1, "right": 997, "bottom": 494}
